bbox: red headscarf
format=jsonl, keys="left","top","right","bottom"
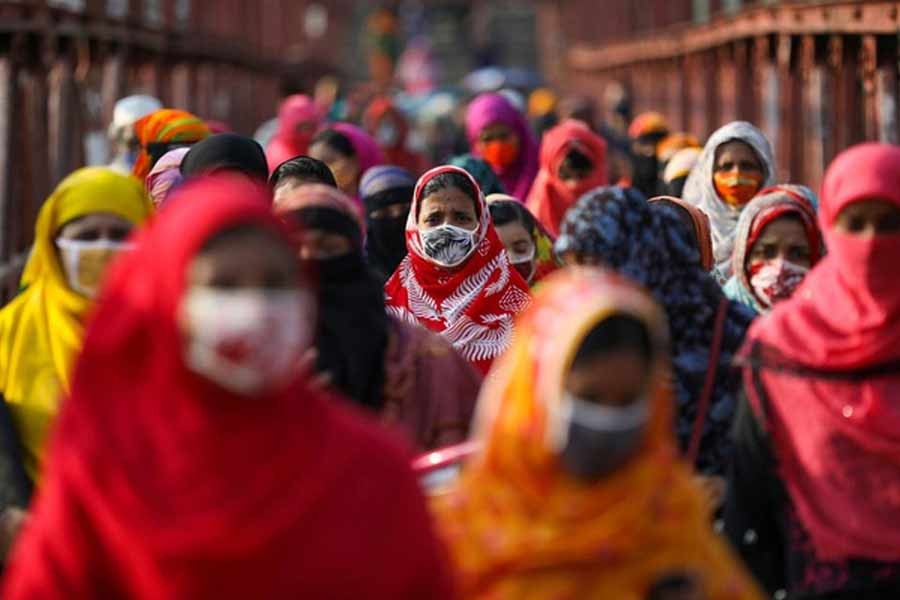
{"left": 3, "top": 175, "right": 455, "bottom": 599}
{"left": 265, "top": 95, "right": 323, "bottom": 173}
{"left": 384, "top": 166, "right": 531, "bottom": 375}
{"left": 526, "top": 119, "right": 607, "bottom": 237}
{"left": 363, "top": 96, "right": 428, "bottom": 175}
{"left": 740, "top": 143, "right": 900, "bottom": 562}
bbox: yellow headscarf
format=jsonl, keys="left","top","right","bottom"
{"left": 0, "top": 167, "right": 152, "bottom": 481}
{"left": 432, "top": 268, "right": 764, "bottom": 599}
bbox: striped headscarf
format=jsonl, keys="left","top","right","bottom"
{"left": 132, "top": 109, "right": 210, "bottom": 181}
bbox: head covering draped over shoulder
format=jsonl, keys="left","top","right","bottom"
{"left": 3, "top": 175, "right": 455, "bottom": 599}
{"left": 449, "top": 154, "right": 506, "bottom": 196}
{"left": 432, "top": 268, "right": 764, "bottom": 599}
{"left": 0, "top": 168, "right": 152, "bottom": 480}
{"left": 555, "top": 187, "right": 754, "bottom": 475}
{"left": 526, "top": 119, "right": 608, "bottom": 237}
{"left": 739, "top": 143, "right": 900, "bottom": 563}
{"left": 681, "top": 121, "right": 775, "bottom": 279}
{"left": 723, "top": 186, "right": 823, "bottom": 314}
{"left": 384, "top": 166, "right": 532, "bottom": 375}
{"left": 265, "top": 94, "right": 323, "bottom": 173}
{"left": 132, "top": 109, "right": 210, "bottom": 181}
{"left": 465, "top": 93, "right": 539, "bottom": 200}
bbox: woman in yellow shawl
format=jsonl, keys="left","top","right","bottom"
{"left": 432, "top": 268, "right": 763, "bottom": 599}
{"left": 0, "top": 167, "right": 153, "bottom": 488}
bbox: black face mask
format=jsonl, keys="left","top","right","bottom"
{"left": 366, "top": 216, "right": 408, "bottom": 281}
{"left": 631, "top": 154, "right": 659, "bottom": 199}
{"left": 315, "top": 252, "right": 368, "bottom": 284}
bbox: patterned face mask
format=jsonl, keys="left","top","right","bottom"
{"left": 713, "top": 171, "right": 762, "bottom": 208}
{"left": 420, "top": 223, "right": 477, "bottom": 268}
{"left": 749, "top": 259, "right": 809, "bottom": 309}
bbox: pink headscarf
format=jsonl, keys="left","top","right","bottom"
{"left": 265, "top": 95, "right": 323, "bottom": 173}
{"left": 145, "top": 147, "right": 190, "bottom": 208}
{"left": 330, "top": 122, "right": 385, "bottom": 177}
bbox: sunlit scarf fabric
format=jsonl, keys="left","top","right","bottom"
{"left": 384, "top": 166, "right": 531, "bottom": 375}
{"left": 432, "top": 268, "right": 764, "bottom": 599}
{"left": 555, "top": 187, "right": 754, "bottom": 474}
{"left": 0, "top": 168, "right": 152, "bottom": 480}
{"left": 132, "top": 109, "right": 210, "bottom": 181}
{"left": 681, "top": 122, "right": 775, "bottom": 281}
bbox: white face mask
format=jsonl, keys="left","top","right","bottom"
{"left": 507, "top": 246, "right": 535, "bottom": 283}
{"left": 420, "top": 223, "right": 478, "bottom": 268}
{"left": 56, "top": 238, "right": 133, "bottom": 298}
{"left": 181, "top": 287, "right": 313, "bottom": 396}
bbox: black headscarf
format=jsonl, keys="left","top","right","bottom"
{"left": 359, "top": 166, "right": 416, "bottom": 284}
{"left": 292, "top": 206, "right": 390, "bottom": 411}
{"left": 180, "top": 133, "right": 269, "bottom": 182}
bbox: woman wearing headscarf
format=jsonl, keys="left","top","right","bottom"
{"left": 3, "top": 175, "right": 455, "bottom": 599}
{"left": 385, "top": 166, "right": 531, "bottom": 375}
{"left": 448, "top": 154, "right": 506, "bottom": 196}
{"left": 662, "top": 147, "right": 701, "bottom": 198}
{"left": 555, "top": 187, "right": 754, "bottom": 480}
{"left": 465, "top": 93, "right": 539, "bottom": 200}
{"left": 526, "top": 119, "right": 608, "bottom": 237}
{"left": 0, "top": 168, "right": 152, "bottom": 558}
{"left": 264, "top": 94, "right": 323, "bottom": 173}
{"left": 275, "top": 183, "right": 481, "bottom": 450}
{"left": 363, "top": 96, "right": 429, "bottom": 175}
{"left": 681, "top": 121, "right": 776, "bottom": 282}
{"left": 723, "top": 185, "right": 823, "bottom": 315}
{"left": 180, "top": 133, "right": 270, "bottom": 182}
{"left": 724, "top": 144, "right": 900, "bottom": 599}
{"left": 648, "top": 195, "right": 715, "bottom": 272}
{"left": 432, "top": 268, "right": 764, "bottom": 599}
{"left": 132, "top": 108, "right": 210, "bottom": 181}
{"left": 309, "top": 123, "right": 385, "bottom": 200}
{"left": 145, "top": 147, "right": 189, "bottom": 208}
{"left": 628, "top": 111, "right": 671, "bottom": 199}
{"left": 486, "top": 194, "right": 559, "bottom": 287}
{"left": 359, "top": 166, "right": 417, "bottom": 284}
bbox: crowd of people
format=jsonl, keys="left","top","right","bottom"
{"left": 0, "top": 78, "right": 897, "bottom": 599}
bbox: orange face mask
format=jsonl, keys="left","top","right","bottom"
{"left": 481, "top": 140, "right": 519, "bottom": 171}
{"left": 713, "top": 171, "right": 762, "bottom": 207}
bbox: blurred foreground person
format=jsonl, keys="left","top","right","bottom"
{"left": 526, "top": 119, "right": 607, "bottom": 236}
{"left": 264, "top": 94, "right": 323, "bottom": 173}
{"left": 385, "top": 166, "right": 531, "bottom": 375}
{"left": 682, "top": 122, "right": 774, "bottom": 281}
{"left": 3, "top": 176, "right": 455, "bottom": 599}
{"left": 465, "top": 93, "right": 539, "bottom": 199}
{"left": 132, "top": 109, "right": 210, "bottom": 181}
{"left": 487, "top": 195, "right": 559, "bottom": 286}
{"left": 725, "top": 144, "right": 900, "bottom": 599}
{"left": 723, "top": 186, "right": 823, "bottom": 315}
{"left": 309, "top": 124, "right": 384, "bottom": 200}
{"left": 556, "top": 187, "right": 754, "bottom": 480}
{"left": 359, "top": 166, "right": 416, "bottom": 283}
{"left": 648, "top": 195, "right": 715, "bottom": 272}
{"left": 275, "top": 183, "right": 480, "bottom": 449}
{"left": 0, "top": 168, "right": 152, "bottom": 557}
{"left": 106, "top": 95, "right": 162, "bottom": 174}
{"left": 432, "top": 269, "right": 763, "bottom": 599}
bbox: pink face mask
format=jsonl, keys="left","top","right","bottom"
{"left": 749, "top": 259, "right": 809, "bottom": 309}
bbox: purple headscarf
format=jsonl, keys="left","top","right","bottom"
{"left": 145, "top": 147, "right": 189, "bottom": 208}
{"left": 331, "top": 122, "right": 386, "bottom": 179}
{"left": 465, "top": 93, "right": 539, "bottom": 200}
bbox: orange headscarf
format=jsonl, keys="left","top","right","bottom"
{"left": 432, "top": 268, "right": 764, "bottom": 599}
{"left": 132, "top": 109, "right": 210, "bottom": 181}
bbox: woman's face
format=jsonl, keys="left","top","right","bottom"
{"left": 186, "top": 228, "right": 299, "bottom": 291}
{"left": 477, "top": 123, "right": 521, "bottom": 169}
{"left": 565, "top": 349, "right": 648, "bottom": 408}
{"left": 748, "top": 215, "right": 812, "bottom": 270}
{"left": 834, "top": 199, "right": 900, "bottom": 238}
{"left": 713, "top": 141, "right": 762, "bottom": 177}
{"left": 57, "top": 213, "right": 133, "bottom": 243}
{"left": 308, "top": 141, "right": 360, "bottom": 197}
{"left": 294, "top": 229, "right": 353, "bottom": 261}
{"left": 418, "top": 186, "right": 478, "bottom": 232}
{"left": 495, "top": 221, "right": 534, "bottom": 260}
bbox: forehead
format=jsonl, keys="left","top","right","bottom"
{"left": 481, "top": 122, "right": 514, "bottom": 136}
{"left": 495, "top": 220, "right": 531, "bottom": 241}
{"left": 756, "top": 214, "right": 808, "bottom": 241}
{"left": 715, "top": 140, "right": 759, "bottom": 162}
{"left": 308, "top": 141, "right": 344, "bottom": 162}
{"left": 59, "top": 212, "right": 132, "bottom": 232}
{"left": 420, "top": 186, "right": 477, "bottom": 213}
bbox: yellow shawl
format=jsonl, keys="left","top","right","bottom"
{"left": 0, "top": 167, "right": 152, "bottom": 480}
{"left": 432, "top": 268, "right": 763, "bottom": 599}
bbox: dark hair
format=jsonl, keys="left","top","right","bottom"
{"left": 571, "top": 314, "right": 654, "bottom": 368}
{"left": 269, "top": 156, "right": 337, "bottom": 189}
{"left": 418, "top": 171, "right": 479, "bottom": 216}
{"left": 364, "top": 187, "right": 414, "bottom": 214}
{"left": 489, "top": 201, "right": 537, "bottom": 234}
{"left": 180, "top": 133, "right": 269, "bottom": 182}
{"left": 560, "top": 148, "right": 594, "bottom": 174}
{"left": 310, "top": 129, "right": 355, "bottom": 159}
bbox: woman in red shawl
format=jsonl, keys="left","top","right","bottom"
{"left": 724, "top": 143, "right": 900, "bottom": 599}
{"left": 2, "top": 175, "right": 455, "bottom": 599}
{"left": 265, "top": 94, "right": 323, "bottom": 174}
{"left": 363, "top": 96, "right": 429, "bottom": 175}
{"left": 526, "top": 119, "right": 607, "bottom": 237}
{"left": 385, "top": 166, "right": 531, "bottom": 375}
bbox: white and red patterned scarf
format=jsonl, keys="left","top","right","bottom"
{"left": 385, "top": 166, "right": 531, "bottom": 375}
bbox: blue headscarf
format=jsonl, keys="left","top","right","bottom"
{"left": 556, "top": 187, "right": 755, "bottom": 475}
